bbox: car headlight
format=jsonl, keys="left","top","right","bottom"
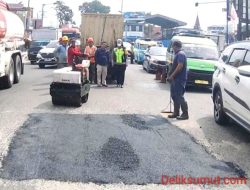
{"left": 37, "top": 53, "right": 42, "bottom": 59}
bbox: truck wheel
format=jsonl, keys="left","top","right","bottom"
{"left": 81, "top": 93, "right": 89, "bottom": 103}
{"left": 3, "top": 58, "right": 15, "bottom": 88}
{"left": 39, "top": 63, "right": 45, "bottom": 68}
{"left": 14, "top": 55, "right": 22, "bottom": 83}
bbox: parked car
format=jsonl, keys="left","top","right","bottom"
{"left": 36, "top": 40, "right": 59, "bottom": 68}
{"left": 28, "top": 40, "right": 50, "bottom": 64}
{"left": 143, "top": 46, "right": 167, "bottom": 73}
{"left": 134, "top": 39, "right": 157, "bottom": 64}
{"left": 166, "top": 35, "right": 219, "bottom": 88}
{"left": 212, "top": 41, "right": 250, "bottom": 131}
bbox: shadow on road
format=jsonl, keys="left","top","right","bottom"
{"left": 0, "top": 113, "right": 238, "bottom": 185}
{"left": 197, "top": 116, "right": 250, "bottom": 144}
{"left": 197, "top": 116, "right": 250, "bottom": 181}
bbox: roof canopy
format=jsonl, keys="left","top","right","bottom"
{"left": 145, "top": 14, "right": 186, "bottom": 29}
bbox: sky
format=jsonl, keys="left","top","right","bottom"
{"left": 7, "top": 0, "right": 228, "bottom": 30}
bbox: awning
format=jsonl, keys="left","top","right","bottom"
{"left": 145, "top": 14, "right": 186, "bottom": 29}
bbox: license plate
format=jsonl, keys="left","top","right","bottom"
{"left": 195, "top": 80, "right": 209, "bottom": 85}
{"left": 44, "top": 58, "right": 51, "bottom": 62}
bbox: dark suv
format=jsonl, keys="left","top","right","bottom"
{"left": 28, "top": 40, "right": 50, "bottom": 64}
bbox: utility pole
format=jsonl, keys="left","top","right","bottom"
{"left": 41, "top": 4, "right": 45, "bottom": 27}
{"left": 121, "top": 0, "right": 123, "bottom": 13}
{"left": 26, "top": 0, "right": 31, "bottom": 30}
{"left": 226, "top": 0, "right": 230, "bottom": 44}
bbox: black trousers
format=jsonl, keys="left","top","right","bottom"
{"left": 89, "top": 63, "right": 96, "bottom": 83}
{"left": 114, "top": 64, "right": 126, "bottom": 85}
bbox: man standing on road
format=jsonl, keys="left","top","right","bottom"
{"left": 113, "top": 39, "right": 128, "bottom": 88}
{"left": 130, "top": 42, "right": 135, "bottom": 64}
{"left": 167, "top": 40, "right": 189, "bottom": 120}
{"left": 95, "top": 41, "right": 110, "bottom": 87}
{"left": 55, "top": 36, "right": 69, "bottom": 68}
{"left": 84, "top": 37, "right": 97, "bottom": 84}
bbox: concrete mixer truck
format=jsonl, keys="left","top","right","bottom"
{"left": 0, "top": 1, "right": 25, "bottom": 89}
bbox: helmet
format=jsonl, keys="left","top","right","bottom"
{"left": 87, "top": 37, "right": 94, "bottom": 43}
{"left": 117, "top": 39, "right": 122, "bottom": 47}
{"left": 62, "top": 36, "right": 69, "bottom": 41}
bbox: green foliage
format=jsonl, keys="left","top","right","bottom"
{"left": 54, "top": 1, "right": 74, "bottom": 26}
{"left": 79, "top": 0, "right": 110, "bottom": 14}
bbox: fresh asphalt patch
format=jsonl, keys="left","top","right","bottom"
{"left": 0, "top": 113, "right": 239, "bottom": 184}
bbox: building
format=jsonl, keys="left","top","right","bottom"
{"left": 123, "top": 12, "right": 145, "bottom": 42}
{"left": 232, "top": 0, "right": 250, "bottom": 40}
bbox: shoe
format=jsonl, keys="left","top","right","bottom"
{"left": 177, "top": 101, "right": 189, "bottom": 120}
{"left": 120, "top": 85, "right": 123, "bottom": 88}
{"left": 167, "top": 102, "right": 180, "bottom": 118}
{"left": 176, "top": 114, "right": 189, "bottom": 120}
{"left": 102, "top": 84, "right": 108, "bottom": 87}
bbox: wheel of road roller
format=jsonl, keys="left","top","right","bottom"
{"left": 52, "top": 96, "right": 62, "bottom": 105}
{"left": 74, "top": 96, "right": 82, "bottom": 107}
{"left": 81, "top": 93, "right": 89, "bottom": 103}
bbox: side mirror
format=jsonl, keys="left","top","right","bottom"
{"left": 221, "top": 55, "right": 228, "bottom": 63}
{"left": 238, "top": 65, "right": 250, "bottom": 77}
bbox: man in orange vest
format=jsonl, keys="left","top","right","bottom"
{"left": 84, "top": 37, "right": 97, "bottom": 84}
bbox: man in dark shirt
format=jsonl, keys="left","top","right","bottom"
{"left": 167, "top": 40, "right": 189, "bottom": 120}
{"left": 95, "top": 41, "right": 110, "bottom": 87}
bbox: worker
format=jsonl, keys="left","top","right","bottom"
{"left": 84, "top": 37, "right": 97, "bottom": 84}
{"left": 130, "top": 42, "right": 135, "bottom": 64}
{"left": 112, "top": 39, "right": 128, "bottom": 88}
{"left": 167, "top": 40, "right": 189, "bottom": 120}
{"left": 95, "top": 41, "right": 110, "bottom": 87}
{"left": 68, "top": 38, "right": 88, "bottom": 81}
{"left": 55, "top": 36, "right": 69, "bottom": 68}
{"left": 58, "top": 37, "right": 63, "bottom": 45}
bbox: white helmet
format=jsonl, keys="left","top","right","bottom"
{"left": 117, "top": 39, "right": 123, "bottom": 47}
{"left": 75, "top": 40, "right": 81, "bottom": 46}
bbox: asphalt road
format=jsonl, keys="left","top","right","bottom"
{"left": 0, "top": 62, "right": 249, "bottom": 190}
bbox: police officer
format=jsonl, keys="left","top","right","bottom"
{"left": 167, "top": 40, "right": 189, "bottom": 120}
{"left": 113, "top": 39, "right": 127, "bottom": 88}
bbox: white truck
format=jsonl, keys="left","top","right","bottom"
{"left": 0, "top": 2, "right": 25, "bottom": 89}
{"left": 32, "top": 28, "right": 62, "bottom": 41}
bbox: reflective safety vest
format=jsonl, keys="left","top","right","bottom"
{"left": 114, "top": 48, "right": 125, "bottom": 64}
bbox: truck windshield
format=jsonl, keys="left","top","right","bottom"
{"left": 183, "top": 44, "right": 219, "bottom": 60}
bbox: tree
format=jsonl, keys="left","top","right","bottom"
{"left": 54, "top": 1, "right": 74, "bottom": 26}
{"left": 79, "top": 0, "right": 110, "bottom": 14}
